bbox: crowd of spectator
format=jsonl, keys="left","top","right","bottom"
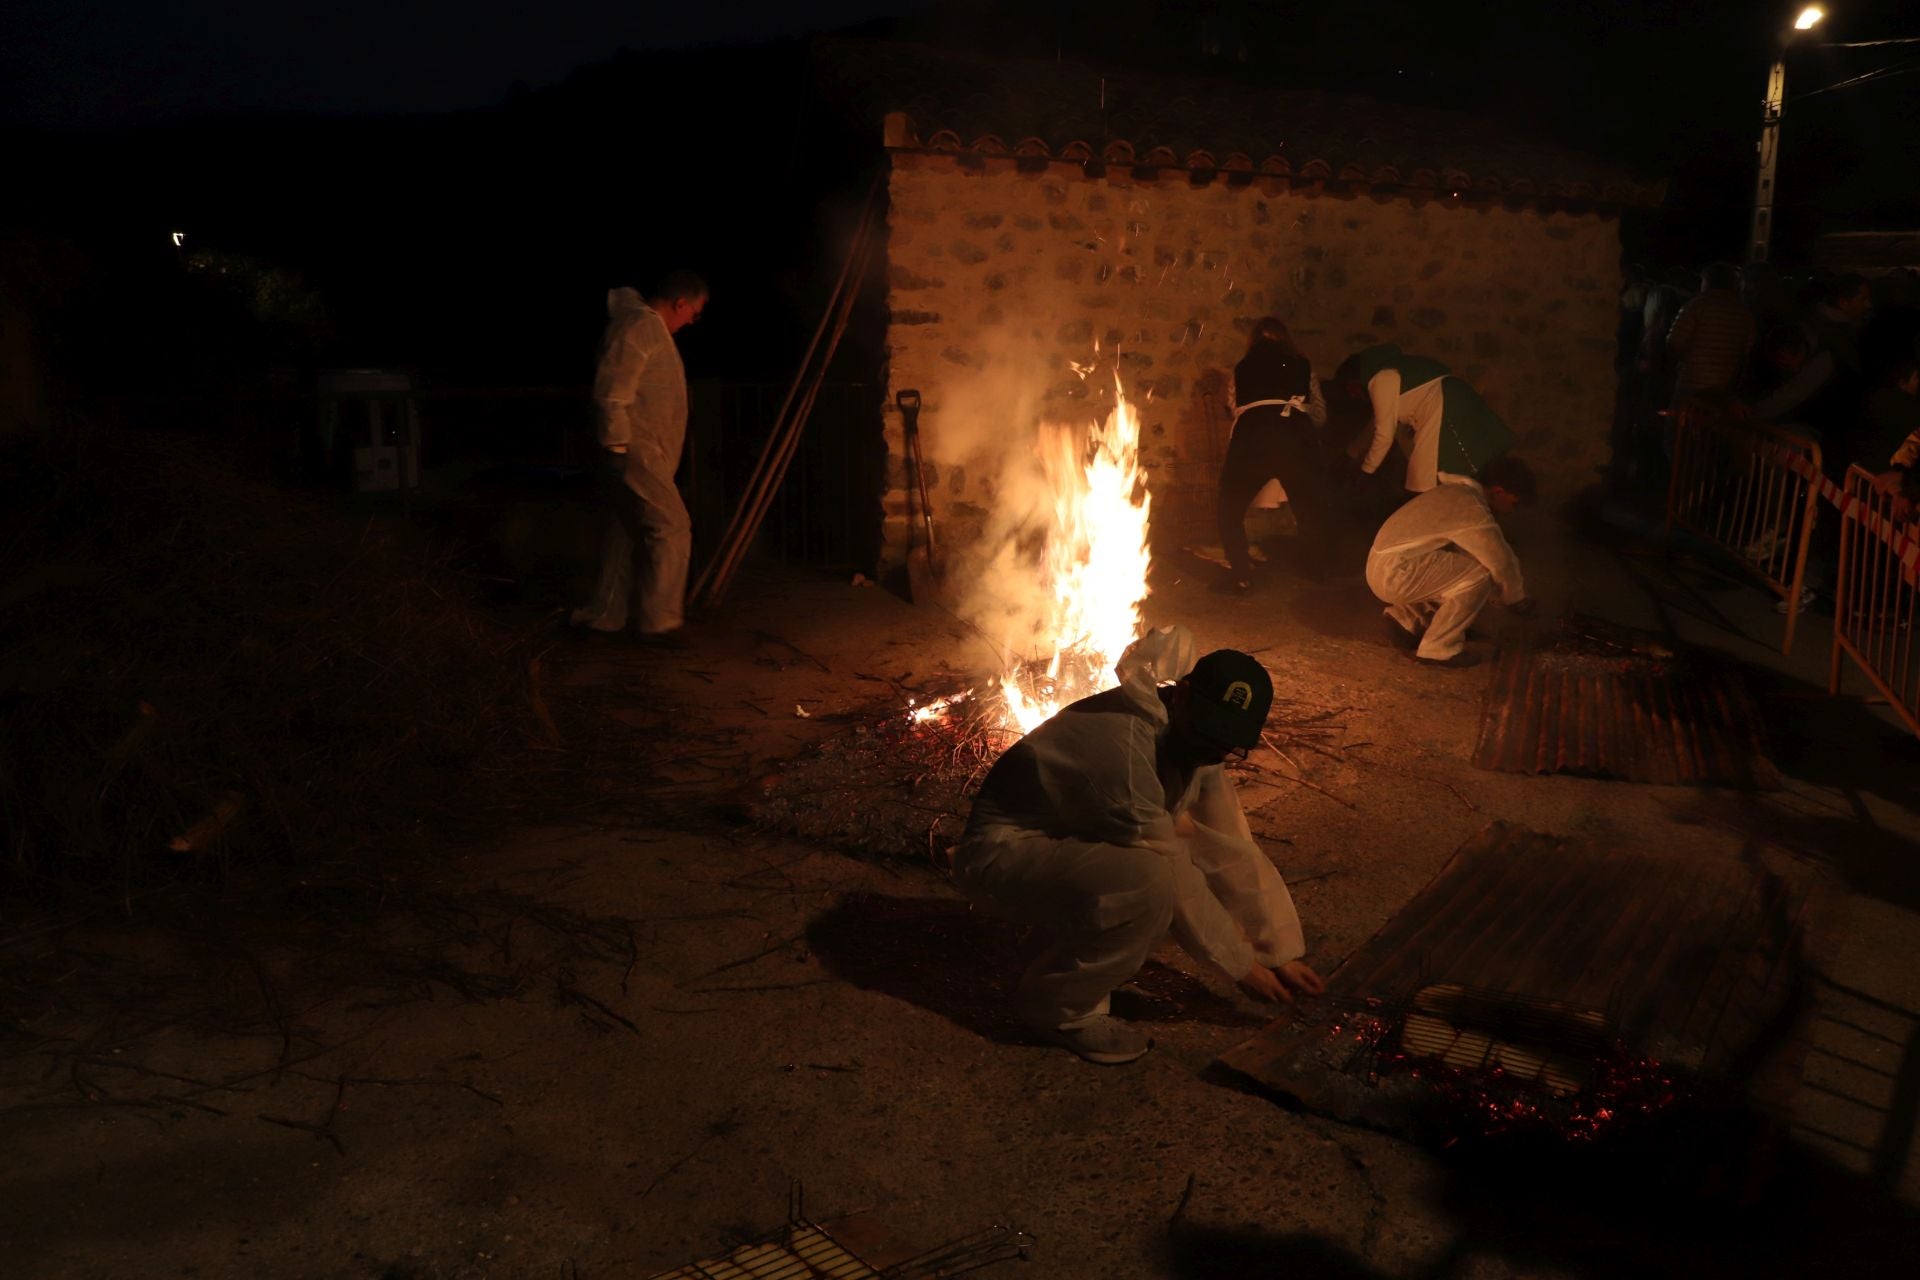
{"left": 1615, "top": 262, "right": 1920, "bottom": 505}
{"left": 1614, "top": 261, "right": 1920, "bottom": 611}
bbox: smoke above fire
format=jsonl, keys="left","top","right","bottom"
{"left": 925, "top": 339, "right": 1153, "bottom": 734}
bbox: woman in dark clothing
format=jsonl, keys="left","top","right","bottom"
{"left": 1218, "top": 317, "right": 1324, "bottom": 588}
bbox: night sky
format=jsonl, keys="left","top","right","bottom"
{"left": 6, "top": 1, "right": 1916, "bottom": 386}
{"left": 0, "top": 1, "right": 933, "bottom": 127}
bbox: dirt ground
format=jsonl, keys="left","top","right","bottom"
{"left": 6, "top": 490, "right": 1920, "bottom": 1279}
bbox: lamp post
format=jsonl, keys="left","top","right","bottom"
{"left": 1746, "top": 6, "right": 1826, "bottom": 265}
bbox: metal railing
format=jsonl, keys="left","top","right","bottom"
{"left": 1829, "top": 464, "right": 1920, "bottom": 736}
{"left": 686, "top": 379, "right": 881, "bottom": 573}
{"left": 1666, "top": 405, "right": 1823, "bottom": 654}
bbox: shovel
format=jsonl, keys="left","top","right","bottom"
{"left": 897, "top": 389, "right": 947, "bottom": 604}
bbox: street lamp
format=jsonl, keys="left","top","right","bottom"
{"left": 1747, "top": 6, "right": 1826, "bottom": 264}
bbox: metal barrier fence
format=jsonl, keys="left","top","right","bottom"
{"left": 685, "top": 379, "right": 882, "bottom": 573}
{"left": 1829, "top": 465, "right": 1920, "bottom": 736}
{"left": 1666, "top": 406, "right": 1823, "bottom": 654}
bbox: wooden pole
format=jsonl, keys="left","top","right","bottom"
{"left": 691, "top": 176, "right": 883, "bottom": 604}
{"left": 703, "top": 223, "right": 877, "bottom": 605}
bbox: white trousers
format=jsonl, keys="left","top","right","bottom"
{"left": 1366, "top": 546, "right": 1494, "bottom": 660}
{"left": 952, "top": 828, "right": 1176, "bottom": 1032}
{"left": 578, "top": 451, "right": 692, "bottom": 635}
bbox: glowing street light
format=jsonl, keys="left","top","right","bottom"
{"left": 1747, "top": 5, "right": 1828, "bottom": 264}
{"left": 170, "top": 231, "right": 185, "bottom": 248}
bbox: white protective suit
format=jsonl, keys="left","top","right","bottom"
{"left": 576, "top": 287, "right": 693, "bottom": 635}
{"left": 953, "top": 627, "right": 1305, "bottom": 1033}
{"left": 1365, "top": 478, "right": 1525, "bottom": 661}
{"left": 1359, "top": 367, "right": 1457, "bottom": 494}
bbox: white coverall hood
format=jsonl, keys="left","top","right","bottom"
{"left": 592, "top": 287, "right": 687, "bottom": 470}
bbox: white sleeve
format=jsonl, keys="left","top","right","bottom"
{"left": 1178, "top": 769, "right": 1304, "bottom": 967}
{"left": 1142, "top": 810, "right": 1257, "bottom": 981}
{"left": 592, "top": 319, "right": 650, "bottom": 450}
{"left": 1451, "top": 515, "right": 1527, "bottom": 604}
{"left": 1361, "top": 369, "right": 1401, "bottom": 473}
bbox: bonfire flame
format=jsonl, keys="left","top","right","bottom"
{"left": 996, "top": 372, "right": 1153, "bottom": 733}
{"left": 901, "top": 368, "right": 1153, "bottom": 737}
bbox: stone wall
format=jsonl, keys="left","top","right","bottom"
{"left": 880, "top": 155, "right": 1624, "bottom": 566}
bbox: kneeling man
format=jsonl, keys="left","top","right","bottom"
{"left": 953, "top": 627, "right": 1325, "bottom": 1065}
{"left": 1367, "top": 455, "right": 1537, "bottom": 669}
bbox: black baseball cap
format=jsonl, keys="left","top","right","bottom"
{"left": 1185, "top": 650, "right": 1274, "bottom": 750}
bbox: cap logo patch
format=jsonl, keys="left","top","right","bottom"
{"left": 1221, "top": 680, "right": 1254, "bottom": 710}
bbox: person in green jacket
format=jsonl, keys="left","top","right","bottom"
{"left": 1337, "top": 344, "right": 1517, "bottom": 494}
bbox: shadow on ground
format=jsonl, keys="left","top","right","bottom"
{"left": 805, "top": 893, "right": 1262, "bottom": 1046}
{"left": 1164, "top": 1126, "right": 1920, "bottom": 1279}
{"left": 1668, "top": 656, "right": 1920, "bottom": 914}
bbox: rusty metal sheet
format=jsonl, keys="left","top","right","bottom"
{"left": 1215, "top": 823, "right": 1811, "bottom": 1140}
{"left": 1473, "top": 631, "right": 1778, "bottom": 789}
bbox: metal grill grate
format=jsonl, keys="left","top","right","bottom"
{"left": 1473, "top": 623, "right": 1779, "bottom": 789}
{"left": 646, "top": 1187, "right": 1029, "bottom": 1280}
{"left": 1217, "top": 823, "right": 1812, "bottom": 1140}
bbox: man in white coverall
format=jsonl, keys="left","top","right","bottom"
{"left": 571, "top": 270, "right": 707, "bottom": 641}
{"left": 1367, "top": 455, "right": 1538, "bottom": 670}
{"left": 953, "top": 628, "right": 1326, "bottom": 1065}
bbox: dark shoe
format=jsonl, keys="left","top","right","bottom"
{"left": 1414, "top": 649, "right": 1484, "bottom": 670}
{"left": 1774, "top": 587, "right": 1817, "bottom": 616}
{"left": 1383, "top": 617, "right": 1420, "bottom": 652}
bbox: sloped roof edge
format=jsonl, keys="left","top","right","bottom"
{"left": 821, "top": 39, "right": 1666, "bottom": 210}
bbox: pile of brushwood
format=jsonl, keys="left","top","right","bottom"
{"left": 0, "top": 418, "right": 546, "bottom": 910}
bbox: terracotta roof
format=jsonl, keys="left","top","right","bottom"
{"left": 814, "top": 39, "right": 1665, "bottom": 209}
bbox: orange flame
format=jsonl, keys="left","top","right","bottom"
{"left": 997, "top": 373, "right": 1153, "bottom": 733}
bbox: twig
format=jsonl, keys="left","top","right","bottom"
{"left": 1258, "top": 733, "right": 1357, "bottom": 810}
{"left": 554, "top": 982, "right": 643, "bottom": 1039}
{"left": 750, "top": 629, "right": 831, "bottom": 674}
{"left": 675, "top": 931, "right": 807, "bottom": 988}
{"left": 639, "top": 1106, "right": 741, "bottom": 1198}
{"left": 258, "top": 1111, "right": 346, "bottom": 1155}
{"left": 1170, "top": 1172, "right": 1197, "bottom": 1226}
{"left": 259, "top": 1074, "right": 347, "bottom": 1155}
{"left": 287, "top": 1068, "right": 503, "bottom": 1106}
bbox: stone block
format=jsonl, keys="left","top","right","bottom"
{"left": 875, "top": 165, "right": 1625, "bottom": 566}
{"left": 891, "top": 266, "right": 943, "bottom": 291}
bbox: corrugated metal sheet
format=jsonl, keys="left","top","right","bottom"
{"left": 1473, "top": 645, "right": 1779, "bottom": 789}
{"left": 1216, "top": 823, "right": 1812, "bottom": 1138}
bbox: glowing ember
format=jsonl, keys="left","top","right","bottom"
{"left": 907, "top": 693, "right": 968, "bottom": 724}
{"left": 997, "top": 372, "right": 1153, "bottom": 733}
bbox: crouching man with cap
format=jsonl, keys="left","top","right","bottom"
{"left": 952, "top": 627, "right": 1325, "bottom": 1065}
